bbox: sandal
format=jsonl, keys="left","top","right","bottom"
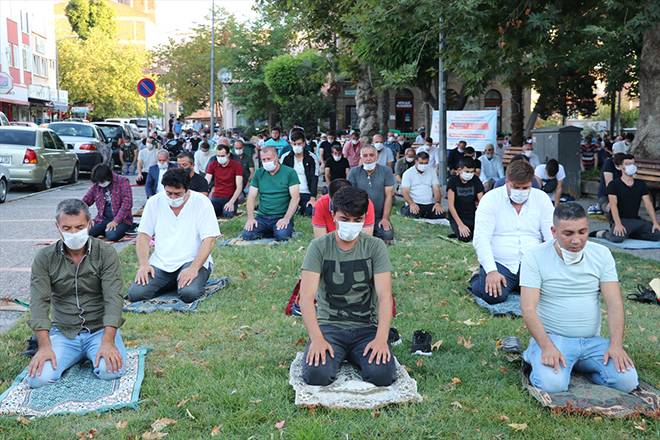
{"left": 626, "top": 284, "right": 659, "bottom": 304}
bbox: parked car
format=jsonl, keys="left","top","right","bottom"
{"left": 0, "top": 126, "right": 79, "bottom": 190}
{"left": 93, "top": 121, "right": 139, "bottom": 170}
{"left": 9, "top": 121, "right": 37, "bottom": 128}
{"left": 129, "top": 118, "right": 149, "bottom": 137}
{"left": 48, "top": 121, "right": 110, "bottom": 172}
{"left": 0, "top": 163, "right": 10, "bottom": 203}
{"left": 0, "top": 112, "right": 9, "bottom": 126}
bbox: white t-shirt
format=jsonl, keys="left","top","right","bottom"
{"left": 400, "top": 166, "right": 439, "bottom": 205}
{"left": 535, "top": 164, "right": 566, "bottom": 200}
{"left": 138, "top": 148, "right": 158, "bottom": 172}
{"left": 293, "top": 157, "right": 309, "bottom": 194}
{"left": 194, "top": 149, "right": 214, "bottom": 174}
{"left": 376, "top": 147, "right": 394, "bottom": 167}
{"left": 138, "top": 191, "right": 220, "bottom": 272}
{"left": 157, "top": 167, "right": 167, "bottom": 194}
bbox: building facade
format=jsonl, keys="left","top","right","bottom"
{"left": 0, "top": 1, "right": 68, "bottom": 123}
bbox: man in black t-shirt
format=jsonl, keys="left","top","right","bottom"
{"left": 447, "top": 157, "right": 484, "bottom": 242}
{"left": 603, "top": 154, "right": 659, "bottom": 242}
{"left": 447, "top": 140, "right": 467, "bottom": 174}
{"left": 177, "top": 152, "right": 209, "bottom": 196}
{"left": 595, "top": 153, "right": 625, "bottom": 215}
{"left": 318, "top": 131, "right": 341, "bottom": 171}
{"left": 324, "top": 144, "right": 350, "bottom": 183}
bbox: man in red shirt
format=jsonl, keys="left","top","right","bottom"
{"left": 312, "top": 179, "right": 375, "bottom": 238}
{"left": 205, "top": 144, "right": 243, "bottom": 218}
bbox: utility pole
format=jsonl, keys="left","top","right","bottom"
{"left": 209, "top": 0, "right": 216, "bottom": 137}
{"left": 437, "top": 17, "right": 447, "bottom": 185}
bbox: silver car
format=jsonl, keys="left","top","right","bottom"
{"left": 0, "top": 126, "right": 79, "bottom": 190}
{"left": 0, "top": 163, "right": 9, "bottom": 203}
{"left": 48, "top": 121, "right": 110, "bottom": 172}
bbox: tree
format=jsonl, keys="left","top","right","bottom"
{"left": 64, "top": 0, "right": 115, "bottom": 40}
{"left": 633, "top": 23, "right": 660, "bottom": 159}
{"left": 58, "top": 29, "right": 149, "bottom": 119}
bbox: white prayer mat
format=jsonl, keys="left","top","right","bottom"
{"left": 289, "top": 352, "right": 422, "bottom": 409}
{"left": 412, "top": 218, "right": 450, "bottom": 226}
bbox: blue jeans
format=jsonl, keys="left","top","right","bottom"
{"left": 210, "top": 197, "right": 237, "bottom": 218}
{"left": 523, "top": 334, "right": 638, "bottom": 393}
{"left": 122, "top": 162, "right": 134, "bottom": 175}
{"left": 89, "top": 220, "right": 131, "bottom": 241}
{"left": 373, "top": 217, "right": 394, "bottom": 242}
{"left": 302, "top": 325, "right": 396, "bottom": 387}
{"left": 27, "top": 327, "right": 127, "bottom": 389}
{"left": 470, "top": 262, "right": 519, "bottom": 304}
{"left": 241, "top": 214, "right": 294, "bottom": 241}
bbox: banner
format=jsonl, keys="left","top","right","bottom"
{"left": 431, "top": 110, "right": 440, "bottom": 144}
{"left": 446, "top": 110, "right": 497, "bottom": 151}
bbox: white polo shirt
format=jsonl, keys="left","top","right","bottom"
{"left": 473, "top": 185, "right": 554, "bottom": 274}
{"left": 138, "top": 191, "right": 220, "bottom": 272}
{"left": 400, "top": 165, "right": 439, "bottom": 205}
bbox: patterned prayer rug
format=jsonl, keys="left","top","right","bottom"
{"left": 472, "top": 293, "right": 522, "bottom": 317}
{"left": 123, "top": 277, "right": 230, "bottom": 314}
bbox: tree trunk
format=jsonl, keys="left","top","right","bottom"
{"left": 525, "top": 96, "right": 545, "bottom": 138}
{"left": 510, "top": 82, "right": 525, "bottom": 146}
{"left": 632, "top": 24, "right": 660, "bottom": 159}
{"left": 380, "top": 89, "right": 390, "bottom": 133}
{"left": 609, "top": 91, "right": 616, "bottom": 134}
{"left": 355, "top": 65, "right": 378, "bottom": 137}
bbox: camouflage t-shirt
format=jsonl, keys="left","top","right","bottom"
{"left": 302, "top": 232, "right": 392, "bottom": 329}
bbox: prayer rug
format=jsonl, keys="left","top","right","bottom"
{"left": 472, "top": 292, "right": 522, "bottom": 317}
{"left": 0, "top": 348, "right": 147, "bottom": 417}
{"left": 289, "top": 352, "right": 422, "bottom": 409}
{"left": 412, "top": 218, "right": 450, "bottom": 226}
{"left": 217, "top": 232, "right": 299, "bottom": 247}
{"left": 123, "top": 277, "right": 230, "bottom": 313}
{"left": 522, "top": 362, "right": 659, "bottom": 419}
{"left": 590, "top": 236, "right": 660, "bottom": 250}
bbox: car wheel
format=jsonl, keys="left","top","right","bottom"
{"left": 0, "top": 178, "right": 7, "bottom": 203}
{"left": 39, "top": 168, "right": 53, "bottom": 191}
{"left": 67, "top": 164, "right": 79, "bottom": 184}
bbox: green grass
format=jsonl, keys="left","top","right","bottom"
{"left": 0, "top": 210, "right": 658, "bottom": 439}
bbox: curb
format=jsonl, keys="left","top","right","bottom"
{"left": 4, "top": 182, "right": 86, "bottom": 204}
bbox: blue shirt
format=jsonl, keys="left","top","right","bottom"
{"left": 520, "top": 240, "right": 618, "bottom": 338}
{"left": 265, "top": 138, "right": 291, "bottom": 157}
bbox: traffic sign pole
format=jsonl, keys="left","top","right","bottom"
{"left": 145, "top": 97, "right": 149, "bottom": 133}
{"left": 137, "top": 77, "right": 156, "bottom": 134}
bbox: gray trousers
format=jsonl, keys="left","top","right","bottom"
{"left": 127, "top": 261, "right": 211, "bottom": 303}
{"left": 605, "top": 218, "right": 660, "bottom": 243}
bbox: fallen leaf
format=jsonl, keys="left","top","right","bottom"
{"left": 151, "top": 418, "right": 177, "bottom": 433}
{"left": 277, "top": 362, "right": 288, "bottom": 369}
{"left": 634, "top": 420, "right": 647, "bottom": 431}
{"left": 438, "top": 300, "right": 449, "bottom": 307}
{"left": 451, "top": 401, "right": 463, "bottom": 409}
{"left": 495, "top": 339, "right": 503, "bottom": 350}
{"left": 185, "top": 409, "right": 196, "bottom": 420}
{"left": 508, "top": 423, "right": 528, "bottom": 432}
{"left": 142, "top": 433, "right": 167, "bottom": 440}
{"left": 461, "top": 319, "right": 481, "bottom": 326}
{"left": 275, "top": 420, "right": 286, "bottom": 430}
{"left": 457, "top": 336, "right": 474, "bottom": 349}
{"left": 115, "top": 420, "right": 128, "bottom": 429}
{"left": 174, "top": 341, "right": 184, "bottom": 352}
{"left": 249, "top": 399, "right": 263, "bottom": 404}
{"left": 294, "top": 337, "right": 306, "bottom": 346}
{"left": 416, "top": 358, "right": 424, "bottom": 367}
{"left": 498, "top": 366, "right": 509, "bottom": 374}
{"left": 176, "top": 395, "right": 198, "bottom": 408}
{"left": 371, "top": 410, "right": 381, "bottom": 417}
{"left": 16, "top": 416, "right": 30, "bottom": 425}
{"left": 451, "top": 377, "right": 462, "bottom": 385}
{"left": 593, "top": 416, "right": 603, "bottom": 422}
{"left": 239, "top": 270, "right": 248, "bottom": 279}
{"left": 498, "top": 415, "right": 510, "bottom": 422}
{"left": 76, "top": 429, "right": 97, "bottom": 439}
{"left": 211, "top": 425, "right": 222, "bottom": 436}
{"left": 238, "top": 333, "right": 247, "bottom": 341}
{"left": 431, "top": 340, "right": 444, "bottom": 351}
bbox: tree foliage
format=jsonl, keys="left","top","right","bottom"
{"left": 64, "top": 0, "right": 115, "bottom": 40}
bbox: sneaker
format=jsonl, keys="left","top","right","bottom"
{"left": 501, "top": 336, "right": 522, "bottom": 354}
{"left": 587, "top": 204, "right": 603, "bottom": 215}
{"left": 388, "top": 327, "right": 402, "bottom": 346}
{"left": 411, "top": 330, "right": 432, "bottom": 356}
{"left": 291, "top": 302, "right": 302, "bottom": 316}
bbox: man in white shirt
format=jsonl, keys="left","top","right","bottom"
{"left": 470, "top": 160, "right": 554, "bottom": 304}
{"left": 535, "top": 159, "right": 566, "bottom": 206}
{"left": 135, "top": 140, "right": 159, "bottom": 185}
{"left": 193, "top": 141, "right": 214, "bottom": 175}
{"left": 612, "top": 133, "right": 633, "bottom": 154}
{"left": 522, "top": 140, "right": 541, "bottom": 169}
{"left": 520, "top": 202, "right": 637, "bottom": 393}
{"left": 127, "top": 168, "right": 220, "bottom": 303}
{"left": 416, "top": 137, "right": 437, "bottom": 170}
{"left": 373, "top": 134, "right": 394, "bottom": 169}
{"left": 400, "top": 151, "right": 444, "bottom": 219}
{"left": 478, "top": 143, "right": 504, "bottom": 191}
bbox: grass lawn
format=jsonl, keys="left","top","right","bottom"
{"left": 0, "top": 209, "right": 658, "bottom": 439}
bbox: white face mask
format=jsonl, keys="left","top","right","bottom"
{"left": 523, "top": 150, "right": 532, "bottom": 157}
{"left": 293, "top": 145, "right": 304, "bottom": 154}
{"left": 234, "top": 148, "right": 243, "bottom": 155}
{"left": 218, "top": 156, "right": 229, "bottom": 165}
{"left": 405, "top": 156, "right": 414, "bottom": 163}
{"left": 374, "top": 142, "right": 384, "bottom": 151}
{"left": 98, "top": 181, "right": 110, "bottom": 188}
{"left": 557, "top": 241, "right": 584, "bottom": 265}
{"left": 362, "top": 162, "right": 376, "bottom": 171}
{"left": 168, "top": 193, "right": 186, "bottom": 208}
{"left": 332, "top": 154, "right": 342, "bottom": 162}
{"left": 352, "top": 139, "right": 359, "bottom": 145}
{"left": 262, "top": 160, "right": 277, "bottom": 172}
{"left": 387, "top": 136, "right": 395, "bottom": 143}
{"left": 61, "top": 228, "right": 89, "bottom": 251}
{"left": 147, "top": 143, "right": 155, "bottom": 151}
{"left": 158, "top": 162, "right": 168, "bottom": 170}
{"left": 336, "top": 221, "right": 363, "bottom": 241}
{"left": 509, "top": 188, "right": 531, "bottom": 204}
{"left": 417, "top": 163, "right": 429, "bottom": 173}
{"left": 461, "top": 172, "right": 474, "bottom": 181}
{"left": 624, "top": 164, "right": 637, "bottom": 176}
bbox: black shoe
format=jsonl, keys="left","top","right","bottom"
{"left": 627, "top": 285, "right": 659, "bottom": 304}
{"left": 388, "top": 327, "right": 402, "bottom": 346}
{"left": 501, "top": 336, "right": 522, "bottom": 354}
{"left": 411, "top": 330, "right": 432, "bottom": 356}
{"left": 22, "top": 336, "right": 38, "bottom": 357}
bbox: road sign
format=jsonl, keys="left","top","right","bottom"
{"left": 218, "top": 68, "right": 232, "bottom": 84}
{"left": 137, "top": 77, "right": 156, "bottom": 98}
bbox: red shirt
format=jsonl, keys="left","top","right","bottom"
{"left": 207, "top": 159, "right": 243, "bottom": 198}
{"left": 312, "top": 193, "right": 375, "bottom": 232}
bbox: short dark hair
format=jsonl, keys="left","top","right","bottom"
{"left": 553, "top": 202, "right": 587, "bottom": 224}
{"left": 200, "top": 141, "right": 210, "bottom": 150}
{"left": 166, "top": 132, "right": 174, "bottom": 139}
{"left": 459, "top": 157, "right": 476, "bottom": 169}
{"left": 161, "top": 168, "right": 190, "bottom": 191}
{"left": 331, "top": 144, "right": 343, "bottom": 153}
{"left": 612, "top": 152, "right": 626, "bottom": 166}
{"left": 332, "top": 186, "right": 369, "bottom": 217}
{"left": 464, "top": 146, "right": 475, "bottom": 155}
{"left": 290, "top": 131, "right": 305, "bottom": 143}
{"left": 328, "top": 178, "right": 352, "bottom": 197}
{"left": 56, "top": 199, "right": 91, "bottom": 222}
{"left": 90, "top": 164, "right": 113, "bottom": 183}
{"left": 506, "top": 159, "right": 534, "bottom": 184}
{"left": 327, "top": 130, "right": 336, "bottom": 137}
{"left": 622, "top": 153, "right": 635, "bottom": 161}
{"left": 177, "top": 151, "right": 194, "bottom": 163}
{"left": 510, "top": 153, "right": 530, "bottom": 163}
{"left": 625, "top": 133, "right": 634, "bottom": 141}
{"left": 458, "top": 140, "right": 467, "bottom": 147}
{"left": 216, "top": 144, "right": 231, "bottom": 154}
{"left": 271, "top": 127, "right": 281, "bottom": 133}
{"left": 425, "top": 137, "right": 433, "bottom": 143}
{"left": 416, "top": 151, "right": 430, "bottom": 161}
{"left": 546, "top": 159, "right": 559, "bottom": 177}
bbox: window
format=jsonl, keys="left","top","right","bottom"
{"left": 484, "top": 89, "right": 502, "bottom": 108}
{"left": 52, "top": 132, "right": 66, "bottom": 150}
{"left": 49, "top": 123, "right": 95, "bottom": 138}
{"left": 34, "top": 36, "right": 45, "bottom": 55}
{"left": 22, "top": 46, "right": 31, "bottom": 71}
{"left": 32, "top": 55, "right": 49, "bottom": 77}
{"left": 0, "top": 130, "right": 36, "bottom": 145}
{"left": 42, "top": 132, "right": 56, "bottom": 149}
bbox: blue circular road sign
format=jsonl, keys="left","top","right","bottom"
{"left": 137, "top": 77, "right": 156, "bottom": 98}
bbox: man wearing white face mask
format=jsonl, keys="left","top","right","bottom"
{"left": 521, "top": 140, "right": 541, "bottom": 169}
{"left": 145, "top": 149, "right": 175, "bottom": 198}
{"left": 300, "top": 186, "right": 397, "bottom": 387}
{"left": 400, "top": 151, "right": 444, "bottom": 219}
{"left": 394, "top": 147, "right": 416, "bottom": 185}
{"left": 447, "top": 158, "right": 484, "bottom": 242}
{"left": 205, "top": 145, "right": 243, "bottom": 218}
{"left": 478, "top": 143, "right": 504, "bottom": 192}
{"left": 348, "top": 145, "right": 396, "bottom": 243}
{"left": 471, "top": 160, "right": 554, "bottom": 304}
{"left": 373, "top": 134, "right": 394, "bottom": 169}
{"left": 280, "top": 131, "right": 320, "bottom": 216}
{"left": 136, "top": 139, "right": 159, "bottom": 185}
{"left": 601, "top": 154, "right": 660, "bottom": 242}
{"left": 27, "top": 199, "right": 126, "bottom": 388}
{"left": 242, "top": 146, "right": 300, "bottom": 241}
{"left": 128, "top": 169, "right": 220, "bottom": 303}
{"left": 520, "top": 202, "right": 638, "bottom": 393}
